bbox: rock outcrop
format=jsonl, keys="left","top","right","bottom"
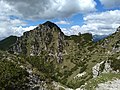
{"left": 9, "top": 21, "right": 93, "bottom": 63}
{"left": 92, "top": 60, "right": 115, "bottom": 78}
{"left": 96, "top": 79, "right": 120, "bottom": 90}
{"left": 0, "top": 22, "right": 120, "bottom": 90}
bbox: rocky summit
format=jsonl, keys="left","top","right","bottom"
{"left": 9, "top": 21, "right": 92, "bottom": 63}
{"left": 0, "top": 21, "right": 120, "bottom": 90}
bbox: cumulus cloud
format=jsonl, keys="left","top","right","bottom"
{"left": 0, "top": 13, "right": 36, "bottom": 37}
{"left": 83, "top": 10, "right": 120, "bottom": 35}
{"left": 0, "top": 0, "right": 36, "bottom": 38}
{"left": 0, "top": 0, "right": 120, "bottom": 38}
{"left": 0, "top": 0, "right": 23, "bottom": 36}
{"left": 0, "top": 0, "right": 97, "bottom": 38}
{"left": 0, "top": 16, "right": 25, "bottom": 37}
{"left": 62, "top": 10, "right": 120, "bottom": 35}
{"left": 99, "top": 0, "right": 120, "bottom": 8}
{"left": 61, "top": 28, "right": 72, "bottom": 35}
{"left": 3, "top": 0, "right": 96, "bottom": 20}
{"left": 55, "top": 20, "right": 70, "bottom": 25}
{"left": 0, "top": 21, "right": 36, "bottom": 38}
{"left": 61, "top": 25, "right": 88, "bottom": 35}
{"left": 0, "top": 0, "right": 21, "bottom": 37}
{"left": 11, "top": 26, "right": 36, "bottom": 36}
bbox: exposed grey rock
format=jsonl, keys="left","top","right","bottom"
{"left": 102, "top": 61, "right": 113, "bottom": 73}
{"left": 96, "top": 79, "right": 120, "bottom": 90}
{"left": 92, "top": 60, "right": 115, "bottom": 78}
{"left": 92, "top": 61, "right": 104, "bottom": 78}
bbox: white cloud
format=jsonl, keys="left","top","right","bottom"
{"left": 62, "top": 10, "right": 120, "bottom": 35}
{"left": 0, "top": 0, "right": 20, "bottom": 16}
{"left": 0, "top": 0, "right": 97, "bottom": 38}
{"left": 55, "top": 20, "right": 70, "bottom": 25}
{"left": 61, "top": 28, "right": 73, "bottom": 35}
{"left": 0, "top": 0, "right": 120, "bottom": 38}
{"left": 83, "top": 10, "right": 120, "bottom": 35}
{"left": 0, "top": 17, "right": 27, "bottom": 37}
{"left": 0, "top": 0, "right": 36, "bottom": 38}
{"left": 11, "top": 26, "right": 36, "bottom": 36}
{"left": 70, "top": 25, "right": 88, "bottom": 35}
{"left": 99, "top": 0, "right": 120, "bottom": 8}
{"left": 3, "top": 0, "right": 96, "bottom": 20}
{"left": 61, "top": 25, "right": 89, "bottom": 35}
{"left": 0, "top": 22, "right": 36, "bottom": 38}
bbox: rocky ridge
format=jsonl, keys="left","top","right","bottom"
{"left": 0, "top": 21, "right": 120, "bottom": 90}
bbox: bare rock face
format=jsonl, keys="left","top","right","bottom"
{"left": 103, "top": 61, "right": 113, "bottom": 73}
{"left": 92, "top": 61, "right": 104, "bottom": 78}
{"left": 9, "top": 21, "right": 65, "bottom": 63}
{"left": 96, "top": 79, "right": 120, "bottom": 90}
{"left": 9, "top": 21, "right": 92, "bottom": 63}
{"left": 92, "top": 60, "right": 119, "bottom": 78}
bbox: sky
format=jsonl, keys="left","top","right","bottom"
{"left": 0, "top": 0, "right": 120, "bottom": 38}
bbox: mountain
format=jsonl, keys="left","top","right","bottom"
{"left": 0, "top": 36, "right": 17, "bottom": 50}
{"left": 93, "top": 35, "right": 108, "bottom": 42}
{"left": 9, "top": 21, "right": 92, "bottom": 63}
{"left": 0, "top": 50, "right": 29, "bottom": 89}
{"left": 0, "top": 21, "right": 120, "bottom": 90}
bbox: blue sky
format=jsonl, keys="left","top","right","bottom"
{"left": 0, "top": 0, "right": 120, "bottom": 38}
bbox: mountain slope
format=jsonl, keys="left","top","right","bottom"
{"left": 93, "top": 35, "right": 108, "bottom": 42}
{"left": 0, "top": 21, "right": 120, "bottom": 90}
{"left": 0, "top": 36, "right": 17, "bottom": 50}
{"left": 8, "top": 21, "right": 94, "bottom": 88}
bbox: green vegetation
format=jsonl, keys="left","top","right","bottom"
{"left": 0, "top": 22, "right": 120, "bottom": 89}
{"left": 83, "top": 73, "right": 120, "bottom": 90}
{"left": 0, "top": 36, "right": 17, "bottom": 51}
{"left": 26, "top": 56, "right": 56, "bottom": 81}
{"left": 0, "top": 59, "right": 29, "bottom": 89}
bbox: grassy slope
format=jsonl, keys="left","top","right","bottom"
{"left": 0, "top": 51, "right": 29, "bottom": 89}
{"left": 0, "top": 36, "right": 17, "bottom": 50}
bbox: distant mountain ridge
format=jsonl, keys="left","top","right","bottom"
{"left": 93, "top": 35, "right": 108, "bottom": 42}
{"left": 0, "top": 36, "right": 17, "bottom": 50}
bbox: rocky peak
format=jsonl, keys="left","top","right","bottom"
{"left": 23, "top": 21, "right": 64, "bottom": 37}
{"left": 36, "top": 21, "right": 61, "bottom": 31}
{"left": 43, "top": 21, "right": 59, "bottom": 28}
{"left": 9, "top": 21, "right": 94, "bottom": 63}
{"left": 9, "top": 21, "right": 66, "bottom": 62}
